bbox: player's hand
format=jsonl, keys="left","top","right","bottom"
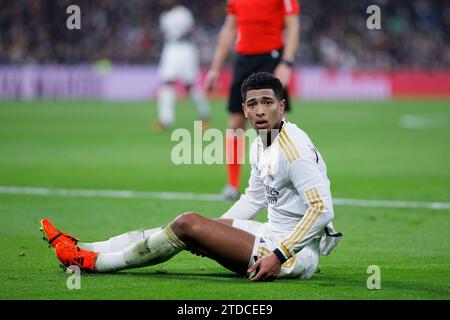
{"left": 274, "top": 63, "right": 292, "bottom": 87}
{"left": 248, "top": 253, "right": 282, "bottom": 282}
{"left": 204, "top": 69, "right": 220, "bottom": 92}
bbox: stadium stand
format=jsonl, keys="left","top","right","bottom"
{"left": 1, "top": 0, "right": 449, "bottom": 69}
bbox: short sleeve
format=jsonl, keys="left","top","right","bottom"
{"left": 283, "top": 0, "right": 300, "bottom": 15}
{"left": 227, "top": 0, "right": 236, "bottom": 14}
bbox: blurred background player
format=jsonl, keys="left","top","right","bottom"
{"left": 204, "top": 0, "right": 300, "bottom": 200}
{"left": 153, "top": 0, "right": 211, "bottom": 132}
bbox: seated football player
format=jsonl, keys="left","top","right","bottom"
{"left": 41, "top": 72, "right": 342, "bottom": 281}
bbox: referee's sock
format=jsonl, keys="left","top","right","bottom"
{"left": 226, "top": 133, "right": 245, "bottom": 190}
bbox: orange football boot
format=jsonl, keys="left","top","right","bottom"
{"left": 40, "top": 219, "right": 78, "bottom": 249}
{"left": 55, "top": 242, "right": 98, "bottom": 272}
{"left": 151, "top": 121, "right": 168, "bottom": 133}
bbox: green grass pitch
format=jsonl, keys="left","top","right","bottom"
{"left": 0, "top": 99, "right": 449, "bottom": 299}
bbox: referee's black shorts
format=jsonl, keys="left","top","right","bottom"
{"left": 227, "top": 49, "right": 291, "bottom": 114}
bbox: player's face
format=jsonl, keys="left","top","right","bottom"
{"left": 242, "top": 89, "right": 285, "bottom": 132}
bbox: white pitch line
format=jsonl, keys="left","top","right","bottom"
{"left": 0, "top": 186, "right": 222, "bottom": 202}
{"left": 400, "top": 114, "right": 448, "bottom": 130}
{"left": 333, "top": 198, "right": 450, "bottom": 210}
{"left": 0, "top": 186, "right": 449, "bottom": 211}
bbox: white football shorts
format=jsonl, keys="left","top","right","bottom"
{"left": 158, "top": 41, "right": 199, "bottom": 84}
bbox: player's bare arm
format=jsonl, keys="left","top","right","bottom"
{"left": 205, "top": 14, "right": 236, "bottom": 91}
{"left": 274, "top": 14, "right": 300, "bottom": 87}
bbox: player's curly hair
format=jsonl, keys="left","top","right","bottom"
{"left": 241, "top": 72, "right": 284, "bottom": 101}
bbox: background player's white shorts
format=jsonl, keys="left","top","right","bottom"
{"left": 232, "top": 219, "right": 320, "bottom": 279}
{"left": 158, "top": 41, "right": 199, "bottom": 84}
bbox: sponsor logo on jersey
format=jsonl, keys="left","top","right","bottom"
{"left": 265, "top": 185, "right": 279, "bottom": 204}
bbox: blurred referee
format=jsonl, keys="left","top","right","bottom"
{"left": 204, "top": 0, "right": 300, "bottom": 200}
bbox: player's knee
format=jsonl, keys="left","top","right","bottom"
{"left": 303, "top": 256, "right": 319, "bottom": 279}
{"left": 302, "top": 244, "right": 320, "bottom": 279}
{"left": 170, "top": 212, "right": 202, "bottom": 238}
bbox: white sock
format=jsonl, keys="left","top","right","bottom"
{"left": 157, "top": 85, "right": 176, "bottom": 127}
{"left": 94, "top": 226, "right": 186, "bottom": 272}
{"left": 191, "top": 88, "right": 211, "bottom": 120}
{"left": 78, "top": 227, "right": 162, "bottom": 254}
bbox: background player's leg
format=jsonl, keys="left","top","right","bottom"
{"left": 190, "top": 86, "right": 212, "bottom": 122}
{"left": 182, "top": 44, "right": 211, "bottom": 124}
{"left": 78, "top": 227, "right": 162, "bottom": 254}
{"left": 155, "top": 42, "right": 177, "bottom": 131}
{"left": 156, "top": 82, "right": 176, "bottom": 129}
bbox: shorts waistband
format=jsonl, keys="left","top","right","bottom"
{"left": 236, "top": 48, "right": 284, "bottom": 58}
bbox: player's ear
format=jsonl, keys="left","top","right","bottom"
{"left": 242, "top": 103, "right": 248, "bottom": 118}
{"left": 279, "top": 99, "right": 286, "bottom": 114}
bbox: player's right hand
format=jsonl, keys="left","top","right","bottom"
{"left": 204, "top": 69, "right": 219, "bottom": 92}
{"left": 274, "top": 63, "right": 292, "bottom": 88}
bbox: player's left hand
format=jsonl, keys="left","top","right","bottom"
{"left": 274, "top": 63, "right": 292, "bottom": 87}
{"left": 204, "top": 69, "right": 220, "bottom": 91}
{"left": 248, "top": 253, "right": 282, "bottom": 282}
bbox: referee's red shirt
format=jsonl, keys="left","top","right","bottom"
{"left": 227, "top": 0, "right": 300, "bottom": 55}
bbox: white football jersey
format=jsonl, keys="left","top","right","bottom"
{"left": 223, "top": 121, "right": 335, "bottom": 260}
{"left": 160, "top": 5, "right": 194, "bottom": 42}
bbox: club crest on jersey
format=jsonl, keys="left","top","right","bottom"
{"left": 265, "top": 185, "right": 279, "bottom": 204}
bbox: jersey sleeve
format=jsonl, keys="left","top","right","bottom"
{"left": 221, "top": 162, "right": 267, "bottom": 219}
{"left": 222, "top": 141, "right": 267, "bottom": 219}
{"left": 283, "top": 0, "right": 300, "bottom": 15}
{"left": 273, "top": 155, "right": 334, "bottom": 262}
{"left": 226, "top": 0, "right": 237, "bottom": 15}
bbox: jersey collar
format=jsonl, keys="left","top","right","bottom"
{"left": 257, "top": 120, "right": 287, "bottom": 151}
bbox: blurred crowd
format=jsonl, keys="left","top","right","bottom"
{"left": 1, "top": 0, "right": 449, "bottom": 69}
